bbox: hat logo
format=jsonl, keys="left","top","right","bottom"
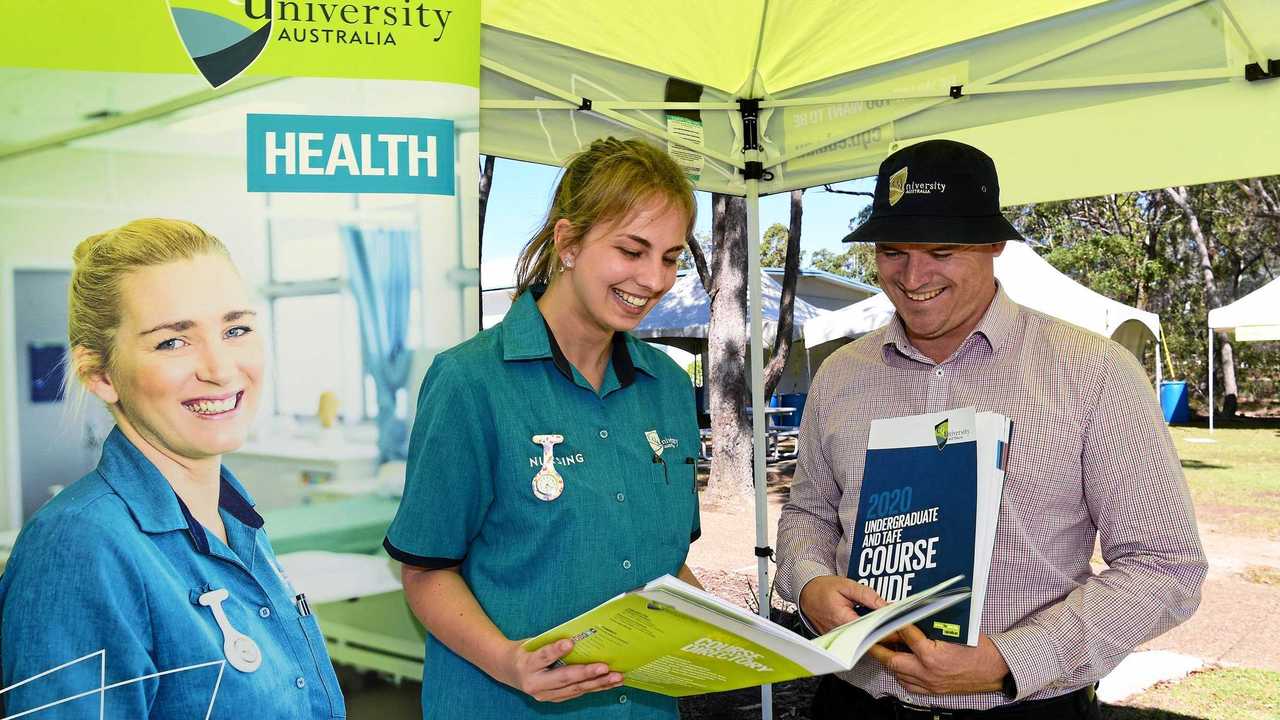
{"left": 888, "top": 166, "right": 908, "bottom": 206}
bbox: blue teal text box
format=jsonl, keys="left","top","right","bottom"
{"left": 247, "top": 114, "right": 455, "bottom": 195}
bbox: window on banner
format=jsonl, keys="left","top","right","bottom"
{"left": 262, "top": 192, "right": 421, "bottom": 424}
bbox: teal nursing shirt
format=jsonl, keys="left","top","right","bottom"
{"left": 384, "top": 289, "right": 701, "bottom": 719}
{"left": 0, "top": 428, "right": 345, "bottom": 719}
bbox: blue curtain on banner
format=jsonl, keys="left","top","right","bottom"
{"left": 342, "top": 225, "right": 414, "bottom": 463}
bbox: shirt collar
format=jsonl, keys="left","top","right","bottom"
{"left": 882, "top": 282, "right": 1018, "bottom": 362}
{"left": 96, "top": 427, "right": 264, "bottom": 550}
{"left": 500, "top": 286, "right": 654, "bottom": 387}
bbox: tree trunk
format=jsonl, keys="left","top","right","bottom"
{"left": 1165, "top": 186, "right": 1238, "bottom": 416}
{"left": 1219, "top": 338, "right": 1238, "bottom": 417}
{"left": 763, "top": 189, "right": 804, "bottom": 398}
{"left": 705, "top": 194, "right": 753, "bottom": 507}
{"left": 687, "top": 232, "right": 713, "bottom": 294}
{"left": 478, "top": 155, "right": 496, "bottom": 246}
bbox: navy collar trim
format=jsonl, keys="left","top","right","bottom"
{"left": 543, "top": 318, "right": 637, "bottom": 389}
{"left": 173, "top": 477, "right": 265, "bottom": 554}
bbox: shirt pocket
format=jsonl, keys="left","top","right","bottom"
{"left": 651, "top": 454, "right": 698, "bottom": 547}
{"left": 298, "top": 615, "right": 347, "bottom": 719}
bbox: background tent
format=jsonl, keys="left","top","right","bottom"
{"left": 805, "top": 241, "right": 1165, "bottom": 378}
{"left": 481, "top": 2, "right": 1279, "bottom": 712}
{"left": 1206, "top": 276, "right": 1280, "bottom": 429}
{"left": 634, "top": 270, "right": 826, "bottom": 351}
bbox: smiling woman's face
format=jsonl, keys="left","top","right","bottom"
{"left": 91, "top": 253, "right": 264, "bottom": 463}
{"left": 556, "top": 194, "right": 689, "bottom": 335}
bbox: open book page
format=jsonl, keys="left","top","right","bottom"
{"left": 523, "top": 574, "right": 971, "bottom": 696}
{"left": 525, "top": 588, "right": 822, "bottom": 696}
{"left": 812, "top": 575, "right": 970, "bottom": 663}
{"left": 634, "top": 586, "right": 848, "bottom": 675}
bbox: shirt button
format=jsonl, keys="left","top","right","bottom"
{"left": 618, "top": 694, "right": 628, "bottom": 704}
{"left": 622, "top": 559, "right": 632, "bottom": 570}
{"left": 599, "top": 429, "right": 609, "bottom": 439}
{"left": 934, "top": 368, "right": 945, "bottom": 377}
{"left": 259, "top": 606, "right": 271, "bottom": 618}
{"left": 295, "top": 677, "right": 306, "bottom": 689}
{"left": 615, "top": 492, "right": 625, "bottom": 502}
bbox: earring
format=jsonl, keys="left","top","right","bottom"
{"left": 561, "top": 255, "right": 575, "bottom": 270}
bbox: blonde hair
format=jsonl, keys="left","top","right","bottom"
{"left": 67, "top": 218, "right": 230, "bottom": 383}
{"left": 513, "top": 137, "right": 695, "bottom": 298}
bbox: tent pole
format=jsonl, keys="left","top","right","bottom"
{"left": 1208, "top": 326, "right": 1215, "bottom": 432}
{"left": 746, "top": 171, "right": 772, "bottom": 720}
{"left": 1155, "top": 334, "right": 1163, "bottom": 394}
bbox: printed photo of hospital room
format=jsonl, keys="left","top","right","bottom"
{"left": 0, "top": 67, "right": 477, "bottom": 713}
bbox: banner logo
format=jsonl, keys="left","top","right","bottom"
{"left": 888, "top": 166, "right": 908, "bottom": 206}
{"left": 247, "top": 114, "right": 456, "bottom": 195}
{"left": 934, "top": 419, "right": 949, "bottom": 450}
{"left": 169, "top": 1, "right": 272, "bottom": 88}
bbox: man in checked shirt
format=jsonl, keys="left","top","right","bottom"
{"left": 776, "top": 140, "right": 1206, "bottom": 720}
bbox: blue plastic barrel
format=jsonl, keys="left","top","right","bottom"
{"left": 1159, "top": 381, "right": 1190, "bottom": 424}
{"left": 779, "top": 393, "right": 807, "bottom": 428}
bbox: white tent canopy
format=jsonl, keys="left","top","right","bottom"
{"left": 1208, "top": 276, "right": 1280, "bottom": 340}
{"left": 635, "top": 271, "right": 826, "bottom": 349}
{"left": 804, "top": 293, "right": 898, "bottom": 347}
{"left": 1206, "top": 276, "right": 1280, "bottom": 430}
{"left": 804, "top": 242, "right": 1164, "bottom": 370}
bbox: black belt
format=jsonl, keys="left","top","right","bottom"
{"left": 873, "top": 684, "right": 1097, "bottom": 719}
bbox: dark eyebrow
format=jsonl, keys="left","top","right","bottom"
{"left": 139, "top": 309, "right": 256, "bottom": 336}
{"left": 139, "top": 320, "right": 193, "bottom": 336}
{"left": 623, "top": 234, "right": 684, "bottom": 255}
{"left": 621, "top": 234, "right": 652, "bottom": 248}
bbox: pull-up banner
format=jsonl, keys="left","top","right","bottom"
{"left": 0, "top": 3, "right": 479, "bottom": 714}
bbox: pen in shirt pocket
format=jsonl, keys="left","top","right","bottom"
{"left": 294, "top": 593, "right": 311, "bottom": 617}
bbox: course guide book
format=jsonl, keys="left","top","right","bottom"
{"left": 850, "top": 407, "right": 1011, "bottom": 646}
{"left": 523, "top": 574, "right": 969, "bottom": 697}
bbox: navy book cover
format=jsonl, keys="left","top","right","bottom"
{"left": 848, "top": 412, "right": 978, "bottom": 643}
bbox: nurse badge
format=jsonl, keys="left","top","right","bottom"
{"left": 531, "top": 434, "right": 565, "bottom": 501}
{"left": 198, "top": 588, "right": 262, "bottom": 673}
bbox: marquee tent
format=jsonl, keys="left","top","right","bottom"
{"left": 804, "top": 242, "right": 1165, "bottom": 381}
{"left": 1206, "top": 276, "right": 1280, "bottom": 429}
{"left": 1208, "top": 276, "right": 1280, "bottom": 340}
{"left": 481, "top": 2, "right": 1279, "bottom": 711}
{"left": 634, "top": 270, "right": 826, "bottom": 351}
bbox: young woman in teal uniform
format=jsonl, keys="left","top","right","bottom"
{"left": 0, "top": 220, "right": 345, "bottom": 718}
{"left": 384, "top": 138, "right": 703, "bottom": 719}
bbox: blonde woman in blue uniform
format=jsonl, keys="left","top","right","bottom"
{"left": 384, "top": 138, "right": 703, "bottom": 719}
{"left": 0, "top": 220, "right": 345, "bottom": 718}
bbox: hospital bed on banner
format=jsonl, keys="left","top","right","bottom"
{"left": 264, "top": 495, "right": 427, "bottom": 683}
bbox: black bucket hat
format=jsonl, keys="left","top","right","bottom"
{"left": 842, "top": 139, "right": 1025, "bottom": 245}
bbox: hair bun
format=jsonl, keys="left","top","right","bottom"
{"left": 72, "top": 232, "right": 108, "bottom": 266}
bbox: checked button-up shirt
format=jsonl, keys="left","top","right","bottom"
{"left": 776, "top": 286, "right": 1206, "bottom": 710}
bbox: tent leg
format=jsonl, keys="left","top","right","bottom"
{"left": 1155, "top": 336, "right": 1163, "bottom": 395}
{"left": 746, "top": 179, "right": 772, "bottom": 720}
{"left": 1208, "top": 327, "right": 1214, "bottom": 433}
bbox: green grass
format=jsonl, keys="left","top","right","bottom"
{"left": 1103, "top": 667, "right": 1280, "bottom": 719}
{"left": 1169, "top": 425, "right": 1280, "bottom": 539}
